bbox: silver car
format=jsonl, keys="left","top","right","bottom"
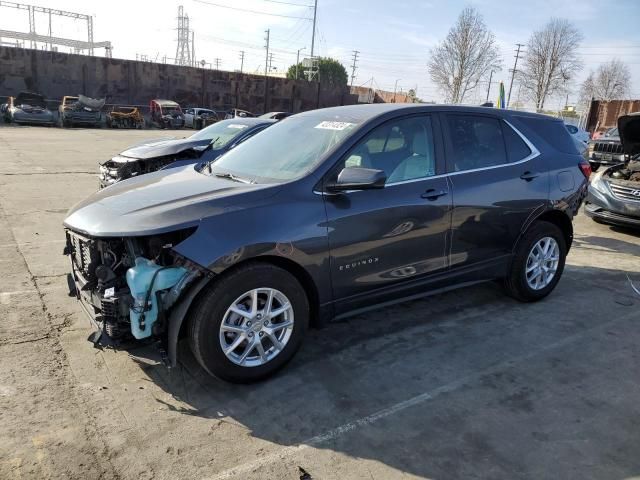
{"left": 2, "top": 92, "right": 55, "bottom": 126}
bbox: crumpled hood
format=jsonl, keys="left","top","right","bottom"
{"left": 117, "top": 137, "right": 211, "bottom": 160}
{"left": 618, "top": 113, "right": 640, "bottom": 157}
{"left": 64, "top": 165, "right": 278, "bottom": 237}
{"left": 15, "top": 92, "right": 46, "bottom": 108}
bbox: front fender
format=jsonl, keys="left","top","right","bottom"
{"left": 171, "top": 190, "right": 331, "bottom": 305}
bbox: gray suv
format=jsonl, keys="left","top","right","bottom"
{"left": 64, "top": 104, "right": 589, "bottom": 383}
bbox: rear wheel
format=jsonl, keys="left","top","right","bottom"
{"left": 504, "top": 221, "right": 567, "bottom": 302}
{"left": 188, "top": 263, "right": 309, "bottom": 383}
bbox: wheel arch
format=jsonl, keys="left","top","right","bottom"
{"left": 533, "top": 209, "right": 574, "bottom": 251}
{"left": 167, "top": 255, "right": 322, "bottom": 367}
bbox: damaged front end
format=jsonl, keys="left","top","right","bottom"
{"left": 586, "top": 113, "right": 640, "bottom": 228}
{"left": 98, "top": 154, "right": 198, "bottom": 188}
{"left": 98, "top": 140, "right": 211, "bottom": 188}
{"left": 64, "top": 227, "right": 204, "bottom": 361}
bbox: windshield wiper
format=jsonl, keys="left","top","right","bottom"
{"left": 205, "top": 137, "right": 221, "bottom": 174}
{"left": 214, "top": 172, "right": 253, "bottom": 184}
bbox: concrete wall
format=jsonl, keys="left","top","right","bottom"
{"left": 0, "top": 46, "right": 358, "bottom": 113}
{"left": 585, "top": 99, "right": 640, "bottom": 134}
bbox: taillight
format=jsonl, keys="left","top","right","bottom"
{"left": 579, "top": 162, "right": 592, "bottom": 179}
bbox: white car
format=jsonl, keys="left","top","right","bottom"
{"left": 565, "top": 123, "right": 590, "bottom": 144}
{"left": 184, "top": 108, "right": 219, "bottom": 129}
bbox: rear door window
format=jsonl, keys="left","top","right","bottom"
{"left": 446, "top": 115, "right": 507, "bottom": 172}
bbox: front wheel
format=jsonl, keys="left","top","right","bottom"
{"left": 504, "top": 221, "right": 567, "bottom": 302}
{"left": 188, "top": 263, "right": 309, "bottom": 383}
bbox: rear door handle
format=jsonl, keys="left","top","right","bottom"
{"left": 421, "top": 189, "right": 448, "bottom": 200}
{"left": 520, "top": 171, "right": 539, "bottom": 181}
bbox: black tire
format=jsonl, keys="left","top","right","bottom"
{"left": 188, "top": 262, "right": 309, "bottom": 383}
{"left": 590, "top": 162, "right": 600, "bottom": 172}
{"left": 504, "top": 221, "right": 567, "bottom": 302}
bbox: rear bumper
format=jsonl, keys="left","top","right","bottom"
{"left": 13, "top": 114, "right": 55, "bottom": 125}
{"left": 63, "top": 113, "right": 101, "bottom": 125}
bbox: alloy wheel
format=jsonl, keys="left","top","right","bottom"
{"left": 219, "top": 288, "right": 294, "bottom": 367}
{"left": 525, "top": 237, "right": 560, "bottom": 290}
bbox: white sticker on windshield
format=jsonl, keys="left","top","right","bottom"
{"left": 228, "top": 124, "right": 248, "bottom": 129}
{"left": 315, "top": 121, "right": 355, "bottom": 131}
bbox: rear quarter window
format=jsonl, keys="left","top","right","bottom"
{"left": 502, "top": 121, "right": 532, "bottom": 162}
{"left": 515, "top": 116, "right": 578, "bottom": 154}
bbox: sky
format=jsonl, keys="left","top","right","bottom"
{"left": 1, "top": 0, "right": 639, "bottom": 107}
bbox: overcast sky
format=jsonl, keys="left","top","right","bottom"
{"left": 2, "top": 0, "right": 639, "bottom": 106}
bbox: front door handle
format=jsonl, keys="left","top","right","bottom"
{"left": 520, "top": 171, "right": 539, "bottom": 181}
{"left": 421, "top": 189, "right": 448, "bottom": 200}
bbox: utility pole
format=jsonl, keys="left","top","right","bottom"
{"left": 264, "top": 29, "right": 270, "bottom": 114}
{"left": 191, "top": 31, "right": 195, "bottom": 67}
{"left": 296, "top": 47, "right": 306, "bottom": 80}
{"left": 310, "top": 0, "right": 317, "bottom": 58}
{"left": 264, "top": 29, "right": 270, "bottom": 77}
{"left": 507, "top": 43, "right": 524, "bottom": 108}
{"left": 269, "top": 52, "right": 274, "bottom": 72}
{"left": 214, "top": 57, "right": 221, "bottom": 70}
{"left": 393, "top": 79, "right": 401, "bottom": 103}
{"left": 350, "top": 50, "right": 360, "bottom": 88}
{"left": 485, "top": 70, "right": 493, "bottom": 103}
{"left": 239, "top": 50, "right": 245, "bottom": 73}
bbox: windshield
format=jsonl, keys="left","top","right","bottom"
{"left": 190, "top": 120, "right": 254, "bottom": 148}
{"left": 210, "top": 115, "right": 360, "bottom": 182}
{"left": 162, "top": 105, "right": 181, "bottom": 115}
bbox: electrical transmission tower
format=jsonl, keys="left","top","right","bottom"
{"left": 175, "top": 5, "right": 192, "bottom": 66}
{"left": 350, "top": 50, "right": 360, "bottom": 87}
{"left": 0, "top": 1, "right": 112, "bottom": 56}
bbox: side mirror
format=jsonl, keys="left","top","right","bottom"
{"left": 326, "top": 167, "right": 386, "bottom": 192}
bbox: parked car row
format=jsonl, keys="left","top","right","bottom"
{"left": 64, "top": 104, "right": 591, "bottom": 383}
{"left": 1, "top": 90, "right": 289, "bottom": 130}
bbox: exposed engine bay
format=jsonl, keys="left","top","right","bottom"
{"left": 603, "top": 159, "right": 640, "bottom": 184}
{"left": 99, "top": 149, "right": 205, "bottom": 187}
{"left": 65, "top": 227, "right": 201, "bottom": 353}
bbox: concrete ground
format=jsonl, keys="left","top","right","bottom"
{"left": 0, "top": 124, "right": 639, "bottom": 480}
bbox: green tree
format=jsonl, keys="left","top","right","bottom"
{"left": 286, "top": 57, "right": 348, "bottom": 85}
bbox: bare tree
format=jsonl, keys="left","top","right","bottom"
{"left": 519, "top": 18, "right": 583, "bottom": 110}
{"left": 579, "top": 59, "right": 631, "bottom": 104}
{"left": 427, "top": 6, "right": 501, "bottom": 104}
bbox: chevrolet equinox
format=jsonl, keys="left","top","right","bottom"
{"left": 64, "top": 104, "right": 590, "bottom": 383}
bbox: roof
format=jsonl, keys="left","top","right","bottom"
{"left": 293, "top": 103, "right": 561, "bottom": 124}
{"left": 152, "top": 99, "right": 180, "bottom": 106}
{"left": 216, "top": 117, "right": 276, "bottom": 126}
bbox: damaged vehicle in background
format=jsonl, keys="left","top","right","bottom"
{"left": 150, "top": 99, "right": 185, "bottom": 129}
{"left": 2, "top": 91, "right": 55, "bottom": 125}
{"left": 259, "top": 111, "right": 293, "bottom": 120}
{"left": 106, "top": 106, "right": 145, "bottom": 129}
{"left": 65, "top": 104, "right": 589, "bottom": 383}
{"left": 586, "top": 113, "right": 640, "bottom": 229}
{"left": 59, "top": 95, "right": 105, "bottom": 128}
{"left": 98, "top": 117, "right": 275, "bottom": 188}
{"left": 184, "top": 108, "right": 219, "bottom": 129}
{"left": 588, "top": 126, "right": 624, "bottom": 171}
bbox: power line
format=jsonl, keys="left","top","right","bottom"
{"left": 259, "top": 0, "right": 313, "bottom": 6}
{"left": 193, "top": 0, "right": 312, "bottom": 20}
